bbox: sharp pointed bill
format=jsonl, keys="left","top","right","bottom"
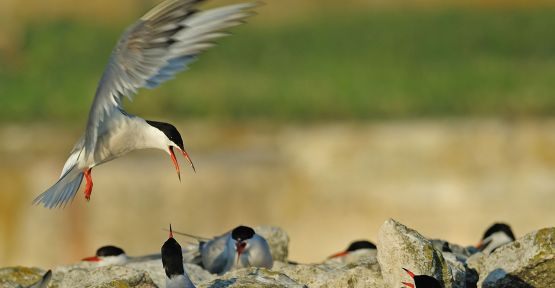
{"left": 33, "top": 0, "right": 258, "bottom": 208}
{"left": 163, "top": 224, "right": 196, "bottom": 288}
{"left": 172, "top": 225, "right": 273, "bottom": 275}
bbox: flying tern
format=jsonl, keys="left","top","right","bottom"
{"left": 33, "top": 0, "right": 258, "bottom": 208}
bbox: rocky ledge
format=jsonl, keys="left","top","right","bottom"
{"left": 1, "top": 220, "right": 553, "bottom": 288}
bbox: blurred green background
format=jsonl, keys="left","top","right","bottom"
{"left": 1, "top": 0, "right": 555, "bottom": 268}
{"left": 2, "top": 0, "right": 555, "bottom": 122}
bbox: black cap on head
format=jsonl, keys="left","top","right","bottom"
{"left": 96, "top": 245, "right": 125, "bottom": 257}
{"left": 146, "top": 120, "right": 184, "bottom": 150}
{"left": 161, "top": 237, "right": 184, "bottom": 278}
{"left": 346, "top": 240, "right": 376, "bottom": 252}
{"left": 483, "top": 223, "right": 515, "bottom": 241}
{"left": 414, "top": 275, "right": 442, "bottom": 288}
{"left": 231, "top": 226, "right": 255, "bottom": 241}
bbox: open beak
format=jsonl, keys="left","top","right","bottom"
{"left": 82, "top": 256, "right": 100, "bottom": 262}
{"left": 328, "top": 251, "right": 349, "bottom": 259}
{"left": 401, "top": 268, "right": 415, "bottom": 287}
{"left": 236, "top": 241, "right": 246, "bottom": 264}
{"left": 403, "top": 268, "right": 416, "bottom": 278}
{"left": 168, "top": 146, "right": 196, "bottom": 181}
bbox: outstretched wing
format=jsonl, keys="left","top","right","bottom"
{"left": 84, "top": 0, "right": 258, "bottom": 156}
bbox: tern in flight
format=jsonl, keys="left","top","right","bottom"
{"left": 33, "top": 0, "right": 258, "bottom": 208}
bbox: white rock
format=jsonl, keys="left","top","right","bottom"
{"left": 275, "top": 258, "right": 384, "bottom": 288}
{"left": 377, "top": 219, "right": 453, "bottom": 287}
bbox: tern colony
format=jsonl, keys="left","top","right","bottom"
{"left": 29, "top": 0, "right": 519, "bottom": 287}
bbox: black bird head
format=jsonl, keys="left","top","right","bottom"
{"left": 162, "top": 224, "right": 185, "bottom": 278}
{"left": 96, "top": 245, "right": 126, "bottom": 257}
{"left": 146, "top": 120, "right": 195, "bottom": 180}
{"left": 231, "top": 225, "right": 255, "bottom": 259}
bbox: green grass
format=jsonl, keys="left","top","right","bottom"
{"left": 2, "top": 8, "right": 555, "bottom": 122}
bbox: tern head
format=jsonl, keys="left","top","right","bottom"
{"left": 329, "top": 240, "right": 376, "bottom": 258}
{"left": 82, "top": 245, "right": 127, "bottom": 266}
{"left": 231, "top": 226, "right": 255, "bottom": 259}
{"left": 402, "top": 268, "right": 442, "bottom": 288}
{"left": 146, "top": 120, "right": 195, "bottom": 180}
{"left": 162, "top": 224, "right": 185, "bottom": 278}
{"left": 476, "top": 223, "right": 515, "bottom": 253}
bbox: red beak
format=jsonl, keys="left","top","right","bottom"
{"left": 180, "top": 148, "right": 196, "bottom": 173}
{"left": 236, "top": 241, "right": 246, "bottom": 263}
{"left": 403, "top": 268, "right": 416, "bottom": 278}
{"left": 402, "top": 268, "right": 416, "bottom": 287}
{"left": 169, "top": 146, "right": 196, "bottom": 181}
{"left": 328, "top": 251, "right": 349, "bottom": 259}
{"left": 82, "top": 256, "right": 100, "bottom": 262}
{"left": 169, "top": 147, "right": 181, "bottom": 181}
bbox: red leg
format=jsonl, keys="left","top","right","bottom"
{"left": 84, "top": 168, "right": 93, "bottom": 201}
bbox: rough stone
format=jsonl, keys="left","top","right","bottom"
{"left": 3, "top": 223, "right": 554, "bottom": 288}
{"left": 477, "top": 227, "right": 555, "bottom": 288}
{"left": 127, "top": 260, "right": 213, "bottom": 287}
{"left": 0, "top": 267, "right": 46, "bottom": 288}
{"left": 377, "top": 219, "right": 453, "bottom": 288}
{"left": 275, "top": 258, "right": 384, "bottom": 288}
{"left": 202, "top": 267, "right": 305, "bottom": 288}
{"left": 50, "top": 265, "right": 157, "bottom": 288}
{"left": 323, "top": 249, "right": 378, "bottom": 266}
{"left": 255, "top": 226, "right": 289, "bottom": 262}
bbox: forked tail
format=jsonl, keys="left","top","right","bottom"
{"left": 33, "top": 166, "right": 84, "bottom": 209}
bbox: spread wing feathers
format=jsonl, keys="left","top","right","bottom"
{"left": 84, "top": 0, "right": 258, "bottom": 156}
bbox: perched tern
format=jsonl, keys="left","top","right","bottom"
{"left": 401, "top": 268, "right": 442, "bottom": 288}
{"left": 33, "top": 0, "right": 258, "bottom": 208}
{"left": 476, "top": 223, "right": 515, "bottom": 254}
{"left": 82, "top": 245, "right": 128, "bottom": 266}
{"left": 163, "top": 225, "right": 196, "bottom": 288}
{"left": 173, "top": 225, "right": 273, "bottom": 274}
{"left": 328, "top": 240, "right": 377, "bottom": 259}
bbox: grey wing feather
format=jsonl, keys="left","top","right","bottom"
{"left": 84, "top": 0, "right": 258, "bottom": 157}
{"left": 201, "top": 233, "right": 231, "bottom": 274}
{"left": 33, "top": 166, "right": 84, "bottom": 209}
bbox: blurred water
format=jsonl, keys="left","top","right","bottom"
{"left": 1, "top": 119, "right": 555, "bottom": 267}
